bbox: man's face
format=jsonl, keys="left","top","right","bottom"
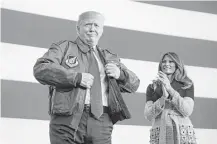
{"left": 77, "top": 19, "right": 103, "bottom": 47}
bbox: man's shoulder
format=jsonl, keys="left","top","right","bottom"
{"left": 100, "top": 47, "right": 118, "bottom": 57}
{"left": 53, "top": 40, "right": 76, "bottom": 47}
{"left": 99, "top": 47, "right": 120, "bottom": 63}
{"left": 51, "top": 40, "right": 77, "bottom": 53}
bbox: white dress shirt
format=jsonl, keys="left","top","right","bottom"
{"left": 85, "top": 47, "right": 108, "bottom": 106}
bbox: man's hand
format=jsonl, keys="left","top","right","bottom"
{"left": 105, "top": 63, "right": 120, "bottom": 79}
{"left": 80, "top": 73, "right": 94, "bottom": 89}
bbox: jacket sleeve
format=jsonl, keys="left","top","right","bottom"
{"left": 33, "top": 41, "right": 81, "bottom": 88}
{"left": 144, "top": 85, "right": 165, "bottom": 121}
{"left": 169, "top": 85, "right": 194, "bottom": 117}
{"left": 144, "top": 99, "right": 165, "bottom": 122}
{"left": 117, "top": 62, "right": 140, "bottom": 93}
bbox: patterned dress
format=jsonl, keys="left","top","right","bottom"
{"left": 144, "top": 80, "right": 197, "bottom": 144}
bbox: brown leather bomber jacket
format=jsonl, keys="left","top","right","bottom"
{"left": 33, "top": 37, "right": 140, "bottom": 129}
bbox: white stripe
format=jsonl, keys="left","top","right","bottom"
{"left": 2, "top": 0, "right": 217, "bottom": 42}
{"left": 121, "top": 58, "right": 217, "bottom": 99}
{"left": 0, "top": 43, "right": 2, "bottom": 117}
{"left": 0, "top": 43, "right": 46, "bottom": 83}
{"left": 1, "top": 42, "right": 217, "bottom": 99}
{"left": 0, "top": 118, "right": 216, "bottom": 144}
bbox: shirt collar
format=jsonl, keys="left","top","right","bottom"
{"left": 76, "top": 37, "right": 99, "bottom": 53}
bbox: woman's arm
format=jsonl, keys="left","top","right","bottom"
{"left": 168, "top": 85, "right": 194, "bottom": 117}
{"left": 144, "top": 84, "right": 166, "bottom": 121}
{"left": 157, "top": 71, "right": 195, "bottom": 117}
{"left": 144, "top": 97, "right": 165, "bottom": 121}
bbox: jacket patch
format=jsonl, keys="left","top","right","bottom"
{"left": 65, "top": 55, "right": 78, "bottom": 68}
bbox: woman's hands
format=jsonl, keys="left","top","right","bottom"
{"left": 162, "top": 85, "right": 169, "bottom": 99}
{"left": 157, "top": 71, "right": 175, "bottom": 98}
{"left": 157, "top": 71, "right": 171, "bottom": 90}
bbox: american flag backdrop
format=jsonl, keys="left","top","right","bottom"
{"left": 1, "top": 0, "right": 217, "bottom": 144}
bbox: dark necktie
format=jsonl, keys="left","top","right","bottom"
{"left": 89, "top": 48, "right": 103, "bottom": 118}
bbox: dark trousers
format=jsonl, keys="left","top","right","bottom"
{"left": 50, "top": 105, "right": 113, "bottom": 144}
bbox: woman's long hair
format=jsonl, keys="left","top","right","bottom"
{"left": 156, "top": 52, "right": 193, "bottom": 89}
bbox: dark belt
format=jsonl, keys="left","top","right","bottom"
{"left": 84, "top": 104, "right": 109, "bottom": 113}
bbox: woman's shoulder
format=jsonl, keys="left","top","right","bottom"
{"left": 146, "top": 83, "right": 154, "bottom": 95}
{"left": 146, "top": 83, "right": 156, "bottom": 92}
{"left": 146, "top": 83, "right": 162, "bottom": 102}
{"left": 172, "top": 80, "right": 194, "bottom": 90}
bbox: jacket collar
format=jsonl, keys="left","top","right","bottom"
{"left": 76, "top": 37, "right": 101, "bottom": 53}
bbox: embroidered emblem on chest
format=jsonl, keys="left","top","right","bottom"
{"left": 65, "top": 55, "right": 79, "bottom": 68}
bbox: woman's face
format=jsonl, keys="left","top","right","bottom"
{"left": 161, "top": 55, "right": 176, "bottom": 75}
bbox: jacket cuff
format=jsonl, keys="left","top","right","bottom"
{"left": 74, "top": 73, "right": 82, "bottom": 86}
{"left": 118, "top": 69, "right": 128, "bottom": 83}
{"left": 156, "top": 97, "right": 165, "bottom": 110}
{"left": 152, "top": 98, "right": 164, "bottom": 117}
{"left": 169, "top": 91, "right": 180, "bottom": 104}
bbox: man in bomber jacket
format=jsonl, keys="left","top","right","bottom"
{"left": 33, "top": 11, "right": 140, "bottom": 144}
